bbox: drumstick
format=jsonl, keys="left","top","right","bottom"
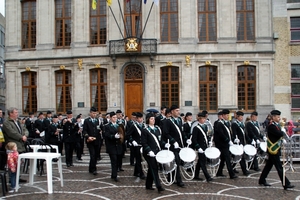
{"left": 236, "top": 135, "right": 240, "bottom": 145}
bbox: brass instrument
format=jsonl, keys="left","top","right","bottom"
{"left": 118, "top": 123, "right": 125, "bottom": 144}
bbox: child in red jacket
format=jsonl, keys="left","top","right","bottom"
{"left": 6, "top": 142, "right": 19, "bottom": 193}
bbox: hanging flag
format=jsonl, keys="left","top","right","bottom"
{"left": 107, "top": 0, "right": 112, "bottom": 6}
{"left": 127, "top": 0, "right": 130, "bottom": 2}
{"left": 153, "top": 0, "right": 159, "bottom": 6}
{"left": 144, "top": 0, "right": 147, "bottom": 4}
{"left": 92, "top": 0, "right": 97, "bottom": 10}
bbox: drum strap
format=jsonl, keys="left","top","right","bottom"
{"left": 170, "top": 119, "right": 184, "bottom": 147}
{"left": 196, "top": 125, "right": 208, "bottom": 146}
{"left": 251, "top": 121, "right": 261, "bottom": 135}
{"left": 220, "top": 120, "right": 231, "bottom": 140}
{"left": 235, "top": 121, "right": 246, "bottom": 144}
{"left": 133, "top": 123, "right": 142, "bottom": 136}
{"left": 146, "top": 128, "right": 161, "bottom": 151}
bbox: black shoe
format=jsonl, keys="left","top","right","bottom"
{"left": 140, "top": 175, "right": 146, "bottom": 180}
{"left": 67, "top": 164, "right": 71, "bottom": 167}
{"left": 157, "top": 187, "right": 165, "bottom": 193}
{"left": 216, "top": 174, "right": 226, "bottom": 177}
{"left": 207, "top": 177, "right": 213, "bottom": 182}
{"left": 194, "top": 177, "right": 204, "bottom": 181}
{"left": 284, "top": 184, "right": 295, "bottom": 190}
{"left": 243, "top": 171, "right": 251, "bottom": 176}
{"left": 146, "top": 187, "right": 155, "bottom": 190}
{"left": 70, "top": 163, "right": 74, "bottom": 166}
{"left": 19, "top": 178, "right": 27, "bottom": 183}
{"left": 93, "top": 171, "right": 98, "bottom": 175}
{"left": 114, "top": 177, "right": 118, "bottom": 182}
{"left": 118, "top": 168, "right": 124, "bottom": 172}
{"left": 233, "top": 169, "right": 239, "bottom": 174}
{"left": 230, "top": 175, "right": 238, "bottom": 179}
{"left": 259, "top": 181, "right": 271, "bottom": 186}
{"left": 253, "top": 168, "right": 261, "bottom": 172}
{"left": 177, "top": 182, "right": 185, "bottom": 187}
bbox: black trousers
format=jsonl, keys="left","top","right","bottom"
{"left": 109, "top": 153, "right": 123, "bottom": 179}
{"left": 195, "top": 152, "right": 211, "bottom": 180}
{"left": 259, "top": 153, "right": 291, "bottom": 186}
{"left": 144, "top": 155, "right": 161, "bottom": 189}
{"left": 170, "top": 150, "right": 183, "bottom": 184}
{"left": 216, "top": 148, "right": 235, "bottom": 178}
{"left": 64, "top": 142, "right": 75, "bottom": 165}
{"left": 88, "top": 144, "right": 99, "bottom": 173}
{"left": 133, "top": 146, "right": 144, "bottom": 177}
{"left": 232, "top": 156, "right": 248, "bottom": 174}
{"left": 130, "top": 145, "right": 135, "bottom": 165}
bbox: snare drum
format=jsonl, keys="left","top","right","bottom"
{"left": 257, "top": 142, "right": 267, "bottom": 158}
{"left": 179, "top": 147, "right": 196, "bottom": 169}
{"left": 243, "top": 144, "right": 257, "bottom": 162}
{"left": 229, "top": 145, "right": 244, "bottom": 163}
{"left": 204, "top": 147, "right": 221, "bottom": 167}
{"left": 156, "top": 150, "right": 176, "bottom": 174}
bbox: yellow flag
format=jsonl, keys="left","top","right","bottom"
{"left": 107, "top": 0, "right": 112, "bottom": 6}
{"left": 92, "top": 0, "right": 97, "bottom": 10}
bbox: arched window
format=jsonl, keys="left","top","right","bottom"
{"left": 199, "top": 66, "right": 218, "bottom": 111}
{"left": 90, "top": 68, "right": 108, "bottom": 113}
{"left": 55, "top": 70, "right": 72, "bottom": 113}
{"left": 161, "top": 66, "right": 179, "bottom": 107}
{"left": 237, "top": 65, "right": 256, "bottom": 111}
{"left": 21, "top": 71, "right": 37, "bottom": 113}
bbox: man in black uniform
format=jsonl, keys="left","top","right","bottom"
{"left": 34, "top": 112, "right": 45, "bottom": 139}
{"left": 43, "top": 110, "right": 52, "bottom": 143}
{"left": 155, "top": 106, "right": 167, "bottom": 129}
{"left": 126, "top": 112, "right": 137, "bottom": 166}
{"left": 25, "top": 112, "right": 35, "bottom": 138}
{"left": 105, "top": 112, "right": 123, "bottom": 182}
{"left": 62, "top": 110, "right": 77, "bottom": 167}
{"left": 47, "top": 114, "right": 61, "bottom": 149}
{"left": 127, "top": 112, "right": 145, "bottom": 179}
{"left": 214, "top": 109, "right": 237, "bottom": 179}
{"left": 83, "top": 107, "right": 102, "bottom": 175}
{"left": 162, "top": 105, "right": 189, "bottom": 187}
{"left": 231, "top": 111, "right": 250, "bottom": 176}
{"left": 258, "top": 110, "right": 295, "bottom": 190}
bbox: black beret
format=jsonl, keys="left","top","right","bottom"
{"left": 131, "top": 112, "right": 137, "bottom": 116}
{"left": 222, "top": 109, "right": 230, "bottom": 115}
{"left": 180, "top": 113, "right": 185, "bottom": 117}
{"left": 202, "top": 110, "right": 208, "bottom": 115}
{"left": 90, "top": 107, "right": 97, "bottom": 112}
{"left": 271, "top": 110, "right": 281, "bottom": 116}
{"left": 52, "top": 114, "right": 58, "bottom": 118}
{"left": 135, "top": 112, "right": 143, "bottom": 118}
{"left": 170, "top": 105, "right": 179, "bottom": 111}
{"left": 251, "top": 111, "right": 258, "bottom": 116}
{"left": 236, "top": 111, "right": 244, "bottom": 116}
{"left": 110, "top": 111, "right": 116, "bottom": 117}
{"left": 217, "top": 111, "right": 223, "bottom": 115}
{"left": 76, "top": 115, "right": 81, "bottom": 119}
{"left": 66, "top": 110, "right": 72, "bottom": 114}
{"left": 116, "top": 110, "right": 122, "bottom": 114}
{"left": 38, "top": 112, "right": 44, "bottom": 116}
{"left": 197, "top": 112, "right": 206, "bottom": 118}
{"left": 47, "top": 110, "right": 52, "bottom": 114}
{"left": 185, "top": 112, "right": 192, "bottom": 117}
{"left": 146, "top": 112, "right": 155, "bottom": 119}
{"left": 160, "top": 106, "right": 167, "bottom": 110}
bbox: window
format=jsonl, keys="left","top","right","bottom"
{"left": 55, "top": 70, "right": 72, "bottom": 113}
{"left": 198, "top": 0, "right": 217, "bottom": 42}
{"left": 22, "top": 72, "right": 37, "bottom": 114}
{"left": 90, "top": 0, "right": 107, "bottom": 45}
{"left": 21, "top": 0, "right": 36, "bottom": 49}
{"left": 291, "top": 17, "right": 300, "bottom": 42}
{"left": 90, "top": 68, "right": 108, "bottom": 113}
{"left": 291, "top": 64, "right": 300, "bottom": 110}
{"left": 0, "top": 29, "right": 4, "bottom": 47}
{"left": 199, "top": 66, "right": 217, "bottom": 111}
{"left": 161, "top": 66, "right": 179, "bottom": 107}
{"left": 236, "top": 0, "right": 255, "bottom": 41}
{"left": 55, "top": 0, "right": 71, "bottom": 47}
{"left": 124, "top": 0, "right": 142, "bottom": 38}
{"left": 160, "top": 0, "right": 178, "bottom": 42}
{"left": 237, "top": 66, "right": 256, "bottom": 111}
{"left": 287, "top": 0, "right": 300, "bottom": 3}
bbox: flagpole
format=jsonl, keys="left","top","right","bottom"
{"left": 140, "top": 1, "right": 154, "bottom": 39}
{"left": 117, "top": 0, "right": 129, "bottom": 38}
{"left": 109, "top": 6, "right": 125, "bottom": 39}
{"left": 136, "top": 0, "right": 143, "bottom": 39}
{"left": 129, "top": 0, "right": 132, "bottom": 38}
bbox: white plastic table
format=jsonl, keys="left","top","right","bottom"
{"left": 16, "top": 152, "right": 63, "bottom": 194}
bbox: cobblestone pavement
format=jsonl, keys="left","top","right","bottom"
{"left": 1, "top": 149, "right": 300, "bottom": 200}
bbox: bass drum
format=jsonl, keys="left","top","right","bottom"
{"left": 204, "top": 147, "right": 221, "bottom": 167}
{"left": 229, "top": 144, "right": 244, "bottom": 163}
{"left": 243, "top": 144, "right": 257, "bottom": 162}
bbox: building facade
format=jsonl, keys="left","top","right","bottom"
{"left": 0, "top": 13, "right": 6, "bottom": 110}
{"left": 4, "top": 0, "right": 292, "bottom": 122}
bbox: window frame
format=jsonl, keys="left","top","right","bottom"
{"left": 21, "top": 0, "right": 36, "bottom": 49}
{"left": 21, "top": 71, "right": 37, "bottom": 114}
{"left": 160, "top": 0, "right": 179, "bottom": 43}
{"left": 291, "top": 64, "right": 300, "bottom": 111}
{"left": 160, "top": 66, "right": 180, "bottom": 107}
{"left": 236, "top": 0, "right": 255, "bottom": 42}
{"left": 90, "top": 68, "right": 108, "bottom": 113}
{"left": 55, "top": 70, "right": 72, "bottom": 113}
{"left": 90, "top": 0, "right": 107, "bottom": 45}
{"left": 55, "top": 0, "right": 72, "bottom": 47}
{"left": 290, "top": 17, "right": 300, "bottom": 42}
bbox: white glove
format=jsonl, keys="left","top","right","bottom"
{"left": 234, "top": 138, "right": 240, "bottom": 144}
{"left": 165, "top": 143, "right": 171, "bottom": 149}
{"left": 198, "top": 148, "right": 204, "bottom": 153}
{"left": 148, "top": 151, "right": 155, "bottom": 157}
{"left": 229, "top": 141, "right": 234, "bottom": 146}
{"left": 251, "top": 139, "right": 256, "bottom": 146}
{"left": 115, "top": 133, "right": 120, "bottom": 139}
{"left": 208, "top": 141, "right": 212, "bottom": 147}
{"left": 263, "top": 136, "right": 267, "bottom": 141}
{"left": 174, "top": 142, "right": 179, "bottom": 149}
{"left": 186, "top": 139, "right": 192, "bottom": 145}
{"left": 132, "top": 141, "right": 138, "bottom": 147}
{"left": 240, "top": 144, "right": 243, "bottom": 148}
{"left": 282, "top": 139, "right": 287, "bottom": 145}
{"left": 256, "top": 139, "right": 261, "bottom": 145}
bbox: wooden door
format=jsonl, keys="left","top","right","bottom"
{"left": 125, "top": 81, "right": 143, "bottom": 116}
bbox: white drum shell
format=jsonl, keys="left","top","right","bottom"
{"left": 205, "top": 147, "right": 221, "bottom": 167}
{"left": 156, "top": 150, "right": 176, "bottom": 174}
{"left": 257, "top": 142, "right": 267, "bottom": 158}
{"left": 243, "top": 144, "right": 257, "bottom": 162}
{"left": 179, "top": 148, "right": 196, "bottom": 169}
{"left": 230, "top": 145, "right": 244, "bottom": 163}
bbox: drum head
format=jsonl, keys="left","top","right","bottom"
{"left": 156, "top": 150, "right": 175, "bottom": 164}
{"left": 229, "top": 145, "right": 243, "bottom": 155}
{"left": 244, "top": 144, "right": 257, "bottom": 156}
{"left": 205, "top": 147, "right": 221, "bottom": 159}
{"left": 179, "top": 148, "right": 196, "bottom": 162}
{"left": 259, "top": 142, "right": 267, "bottom": 152}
